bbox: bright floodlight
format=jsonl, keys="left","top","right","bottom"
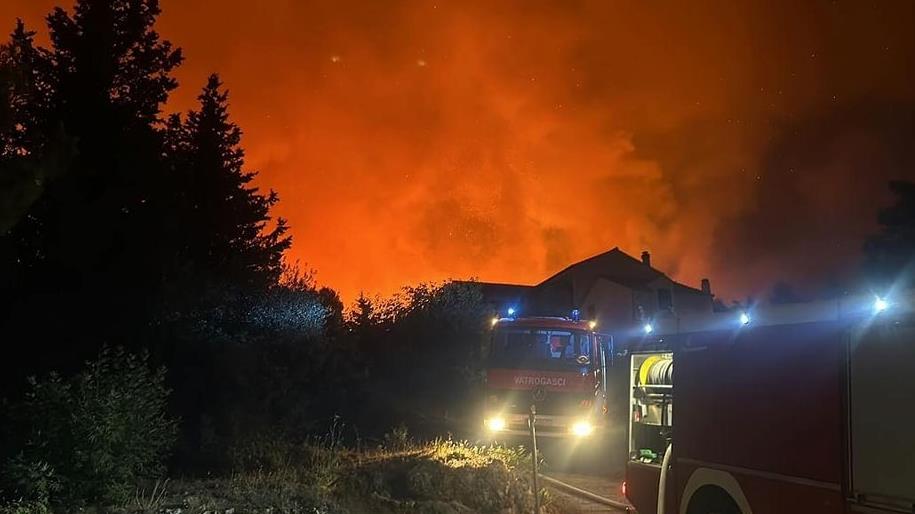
{"left": 490, "top": 317, "right": 500, "bottom": 327}
{"left": 874, "top": 297, "right": 889, "bottom": 313}
{"left": 485, "top": 417, "right": 506, "bottom": 432}
{"left": 643, "top": 323, "right": 653, "bottom": 334}
{"left": 739, "top": 312, "right": 751, "bottom": 325}
{"left": 507, "top": 307, "right": 516, "bottom": 316}
{"left": 570, "top": 420, "right": 595, "bottom": 437}
{"left": 588, "top": 320, "right": 598, "bottom": 330}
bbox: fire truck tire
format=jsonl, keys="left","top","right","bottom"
{"left": 685, "top": 485, "right": 742, "bottom": 514}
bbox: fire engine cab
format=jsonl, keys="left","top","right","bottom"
{"left": 483, "top": 315, "right": 611, "bottom": 439}
{"left": 623, "top": 292, "right": 915, "bottom": 514}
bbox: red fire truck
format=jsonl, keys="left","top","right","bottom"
{"left": 623, "top": 293, "right": 915, "bottom": 514}
{"left": 482, "top": 315, "right": 611, "bottom": 439}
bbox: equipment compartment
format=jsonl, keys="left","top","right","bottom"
{"left": 629, "top": 352, "right": 673, "bottom": 464}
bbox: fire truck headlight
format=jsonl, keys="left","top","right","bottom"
{"left": 570, "top": 420, "right": 595, "bottom": 437}
{"left": 874, "top": 297, "right": 889, "bottom": 313}
{"left": 485, "top": 417, "right": 506, "bottom": 432}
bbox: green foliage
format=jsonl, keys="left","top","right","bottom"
{"left": 344, "top": 438, "right": 537, "bottom": 514}
{"left": 4, "top": 348, "right": 177, "bottom": 506}
{"left": 382, "top": 424, "right": 412, "bottom": 452}
{"left": 0, "top": 499, "right": 50, "bottom": 514}
{"left": 348, "top": 281, "right": 489, "bottom": 433}
{"left": 0, "top": 457, "right": 59, "bottom": 511}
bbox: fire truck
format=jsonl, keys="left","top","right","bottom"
{"left": 623, "top": 293, "right": 915, "bottom": 514}
{"left": 482, "top": 313, "right": 612, "bottom": 439}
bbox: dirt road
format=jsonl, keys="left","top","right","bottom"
{"left": 544, "top": 471, "right": 631, "bottom": 513}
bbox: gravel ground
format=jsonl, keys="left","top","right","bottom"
{"left": 543, "top": 471, "right": 631, "bottom": 513}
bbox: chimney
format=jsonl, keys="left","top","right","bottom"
{"left": 701, "top": 278, "right": 712, "bottom": 295}
{"left": 641, "top": 251, "right": 651, "bottom": 267}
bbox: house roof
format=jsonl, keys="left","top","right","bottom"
{"left": 472, "top": 247, "right": 708, "bottom": 309}
{"left": 538, "top": 247, "right": 656, "bottom": 286}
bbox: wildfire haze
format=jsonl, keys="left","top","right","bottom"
{"left": 4, "top": 0, "right": 914, "bottom": 301}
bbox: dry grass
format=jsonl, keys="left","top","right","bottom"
{"left": 111, "top": 434, "right": 571, "bottom": 514}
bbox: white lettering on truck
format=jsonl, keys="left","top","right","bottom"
{"left": 514, "top": 375, "right": 567, "bottom": 387}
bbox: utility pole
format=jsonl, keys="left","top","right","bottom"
{"left": 529, "top": 402, "right": 540, "bottom": 514}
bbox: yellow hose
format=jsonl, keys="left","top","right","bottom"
{"left": 639, "top": 355, "right": 663, "bottom": 385}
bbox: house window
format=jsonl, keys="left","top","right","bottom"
{"left": 657, "top": 289, "right": 673, "bottom": 311}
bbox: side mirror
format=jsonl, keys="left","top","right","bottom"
{"left": 576, "top": 355, "right": 591, "bottom": 366}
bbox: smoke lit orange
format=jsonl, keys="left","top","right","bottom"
{"left": 3, "top": 0, "right": 914, "bottom": 302}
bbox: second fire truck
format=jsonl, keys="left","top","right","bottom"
{"left": 623, "top": 293, "right": 915, "bottom": 514}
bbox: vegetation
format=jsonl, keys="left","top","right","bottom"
{"left": 2, "top": 0, "right": 910, "bottom": 512}
{"left": 1, "top": 349, "right": 177, "bottom": 509}
{"left": 0, "top": 12, "right": 492, "bottom": 492}
{"left": 113, "top": 437, "right": 555, "bottom": 514}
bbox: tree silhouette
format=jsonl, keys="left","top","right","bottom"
{"left": 1, "top": 24, "right": 73, "bottom": 234}
{"left": 169, "top": 74, "right": 289, "bottom": 293}
{"left": 352, "top": 293, "right": 375, "bottom": 331}
{"left": 864, "top": 180, "right": 915, "bottom": 288}
{"left": 0, "top": 20, "right": 51, "bottom": 158}
{"left": 6, "top": 0, "right": 183, "bottom": 278}
{"left": 0, "top": 0, "right": 185, "bottom": 380}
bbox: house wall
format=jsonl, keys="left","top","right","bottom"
{"left": 581, "top": 278, "right": 636, "bottom": 327}
{"left": 673, "top": 286, "right": 715, "bottom": 314}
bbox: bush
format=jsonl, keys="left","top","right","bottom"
{"left": 3, "top": 347, "right": 178, "bottom": 507}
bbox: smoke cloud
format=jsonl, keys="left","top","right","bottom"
{"left": 3, "top": 0, "right": 914, "bottom": 301}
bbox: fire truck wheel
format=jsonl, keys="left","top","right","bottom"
{"left": 685, "top": 485, "right": 742, "bottom": 514}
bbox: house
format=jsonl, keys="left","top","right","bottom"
{"left": 477, "top": 247, "right": 714, "bottom": 328}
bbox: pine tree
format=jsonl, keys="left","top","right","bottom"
{"left": 8, "top": 0, "right": 184, "bottom": 277}
{"left": 353, "top": 293, "right": 375, "bottom": 330}
{"left": 0, "top": 21, "right": 74, "bottom": 234}
{"left": 46, "top": 0, "right": 183, "bottom": 128}
{"left": 0, "top": 20, "right": 51, "bottom": 158}
{"left": 172, "top": 74, "right": 290, "bottom": 291}
{"left": 0, "top": 0, "right": 186, "bottom": 380}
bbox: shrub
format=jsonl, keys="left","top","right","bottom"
{"left": 0, "top": 457, "right": 58, "bottom": 513}
{"left": 4, "top": 347, "right": 178, "bottom": 506}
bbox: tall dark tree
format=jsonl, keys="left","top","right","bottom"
{"left": 0, "top": 22, "right": 74, "bottom": 235}
{"left": 170, "top": 74, "right": 290, "bottom": 293}
{"left": 0, "top": 20, "right": 51, "bottom": 158}
{"left": 0, "top": 0, "right": 184, "bottom": 382}
{"left": 6, "top": 0, "right": 183, "bottom": 276}
{"left": 863, "top": 180, "right": 915, "bottom": 288}
{"left": 352, "top": 293, "right": 375, "bottom": 332}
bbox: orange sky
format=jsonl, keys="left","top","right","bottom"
{"left": 3, "top": 1, "right": 915, "bottom": 303}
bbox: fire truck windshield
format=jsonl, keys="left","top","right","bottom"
{"left": 490, "top": 328, "right": 592, "bottom": 370}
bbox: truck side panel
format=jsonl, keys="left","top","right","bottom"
{"left": 849, "top": 322, "right": 915, "bottom": 509}
{"left": 676, "top": 323, "right": 846, "bottom": 498}
{"left": 677, "top": 460, "right": 845, "bottom": 514}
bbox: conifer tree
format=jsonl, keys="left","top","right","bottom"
{"left": 0, "top": 20, "right": 51, "bottom": 158}
{"left": 8, "top": 0, "right": 184, "bottom": 278}
{"left": 172, "top": 74, "right": 290, "bottom": 291}
{"left": 0, "top": 0, "right": 185, "bottom": 377}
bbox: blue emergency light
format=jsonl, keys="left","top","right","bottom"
{"left": 874, "top": 297, "right": 889, "bottom": 313}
